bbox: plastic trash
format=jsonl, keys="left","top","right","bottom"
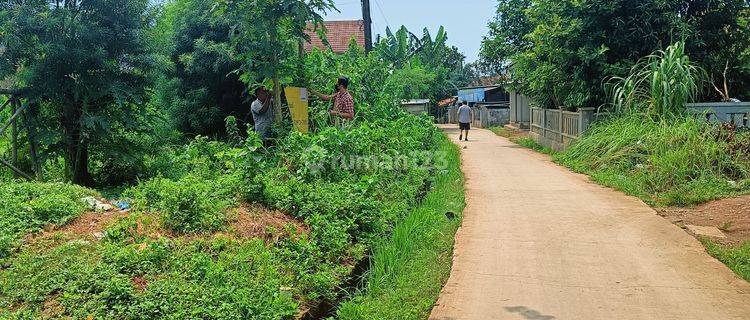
{"left": 114, "top": 201, "right": 131, "bottom": 211}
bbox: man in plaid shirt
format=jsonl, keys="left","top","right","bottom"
{"left": 311, "top": 76, "right": 355, "bottom": 120}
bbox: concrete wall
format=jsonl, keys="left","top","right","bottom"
{"left": 472, "top": 106, "right": 510, "bottom": 128}
{"left": 687, "top": 102, "right": 750, "bottom": 128}
{"left": 402, "top": 103, "right": 429, "bottom": 115}
{"left": 509, "top": 90, "right": 531, "bottom": 128}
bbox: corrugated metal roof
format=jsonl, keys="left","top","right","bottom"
{"left": 401, "top": 99, "right": 431, "bottom": 105}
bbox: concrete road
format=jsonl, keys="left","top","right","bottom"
{"left": 430, "top": 125, "right": 750, "bottom": 320}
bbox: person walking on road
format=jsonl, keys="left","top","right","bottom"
{"left": 457, "top": 101, "right": 472, "bottom": 141}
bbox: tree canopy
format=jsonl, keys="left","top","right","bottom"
{"left": 1, "top": 0, "right": 156, "bottom": 185}
{"left": 481, "top": 0, "right": 750, "bottom": 109}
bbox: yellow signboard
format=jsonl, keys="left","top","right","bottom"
{"left": 285, "top": 87, "right": 309, "bottom": 133}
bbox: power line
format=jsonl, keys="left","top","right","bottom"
{"left": 372, "top": 0, "right": 391, "bottom": 29}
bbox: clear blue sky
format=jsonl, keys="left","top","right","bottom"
{"left": 323, "top": 0, "right": 498, "bottom": 63}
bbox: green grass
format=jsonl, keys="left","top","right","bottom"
{"left": 488, "top": 127, "right": 554, "bottom": 155}
{"left": 702, "top": 239, "right": 750, "bottom": 281}
{"left": 489, "top": 126, "right": 513, "bottom": 138}
{"left": 336, "top": 133, "right": 465, "bottom": 320}
{"left": 553, "top": 114, "right": 750, "bottom": 206}
{"left": 515, "top": 137, "right": 554, "bottom": 155}
{"left": 0, "top": 182, "right": 98, "bottom": 258}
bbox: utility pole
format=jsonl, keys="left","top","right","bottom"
{"left": 361, "top": 0, "right": 372, "bottom": 52}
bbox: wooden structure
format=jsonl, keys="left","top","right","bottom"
{"left": 0, "top": 88, "right": 41, "bottom": 180}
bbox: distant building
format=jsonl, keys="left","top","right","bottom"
{"left": 304, "top": 20, "right": 366, "bottom": 54}
{"left": 454, "top": 85, "right": 512, "bottom": 128}
{"left": 401, "top": 99, "right": 431, "bottom": 115}
{"left": 457, "top": 85, "right": 510, "bottom": 106}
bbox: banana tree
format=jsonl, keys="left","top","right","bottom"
{"left": 377, "top": 26, "right": 422, "bottom": 68}
{"left": 418, "top": 26, "right": 448, "bottom": 68}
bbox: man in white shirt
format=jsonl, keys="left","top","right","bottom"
{"left": 251, "top": 86, "right": 273, "bottom": 143}
{"left": 457, "top": 101, "right": 472, "bottom": 141}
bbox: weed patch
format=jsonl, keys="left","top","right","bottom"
{"left": 336, "top": 133, "right": 465, "bottom": 319}
{"left": 554, "top": 114, "right": 750, "bottom": 206}
{"left": 0, "top": 182, "right": 97, "bottom": 258}
{"left": 702, "top": 239, "right": 750, "bottom": 282}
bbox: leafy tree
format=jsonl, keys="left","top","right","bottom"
{"left": 482, "top": 0, "right": 750, "bottom": 109}
{"left": 154, "top": 0, "right": 249, "bottom": 137}
{"left": 220, "top": 0, "right": 336, "bottom": 123}
{"left": 376, "top": 25, "right": 470, "bottom": 101}
{"left": 0, "top": 0, "right": 155, "bottom": 185}
{"left": 377, "top": 26, "right": 424, "bottom": 69}
{"left": 479, "top": 0, "right": 532, "bottom": 75}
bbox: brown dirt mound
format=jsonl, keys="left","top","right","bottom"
{"left": 657, "top": 194, "right": 750, "bottom": 245}
{"left": 28, "top": 202, "right": 307, "bottom": 245}
{"left": 230, "top": 204, "right": 309, "bottom": 241}
{"left": 131, "top": 276, "right": 148, "bottom": 292}
{"left": 56, "top": 211, "right": 129, "bottom": 237}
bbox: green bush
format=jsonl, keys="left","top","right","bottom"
{"left": 128, "top": 176, "right": 231, "bottom": 233}
{"left": 0, "top": 237, "right": 301, "bottom": 319}
{"left": 0, "top": 182, "right": 97, "bottom": 257}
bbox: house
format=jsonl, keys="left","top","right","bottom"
{"left": 457, "top": 85, "right": 510, "bottom": 106}
{"left": 401, "top": 99, "right": 431, "bottom": 116}
{"left": 304, "top": 20, "right": 366, "bottom": 54}
{"left": 455, "top": 85, "right": 511, "bottom": 128}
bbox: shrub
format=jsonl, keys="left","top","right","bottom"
{"left": 608, "top": 41, "right": 702, "bottom": 117}
{"left": 0, "top": 182, "right": 97, "bottom": 257}
{"left": 128, "top": 176, "right": 231, "bottom": 233}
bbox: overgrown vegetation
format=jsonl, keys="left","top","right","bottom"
{"left": 337, "top": 135, "right": 464, "bottom": 319}
{"left": 555, "top": 115, "right": 750, "bottom": 206}
{"left": 0, "top": 0, "right": 468, "bottom": 313}
{"left": 0, "top": 183, "right": 97, "bottom": 258}
{"left": 481, "top": 0, "right": 750, "bottom": 108}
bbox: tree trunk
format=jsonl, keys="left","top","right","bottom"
{"left": 273, "top": 77, "right": 282, "bottom": 123}
{"left": 62, "top": 102, "right": 94, "bottom": 186}
{"left": 68, "top": 144, "right": 94, "bottom": 186}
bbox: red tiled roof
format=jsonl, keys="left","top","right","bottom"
{"left": 438, "top": 97, "right": 457, "bottom": 107}
{"left": 304, "top": 20, "right": 366, "bottom": 54}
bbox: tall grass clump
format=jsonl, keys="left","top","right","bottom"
{"left": 555, "top": 115, "right": 749, "bottom": 206}
{"left": 558, "top": 42, "right": 750, "bottom": 206}
{"left": 336, "top": 133, "right": 465, "bottom": 319}
{"left": 609, "top": 41, "right": 702, "bottom": 117}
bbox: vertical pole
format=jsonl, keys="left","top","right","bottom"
{"left": 361, "top": 0, "right": 372, "bottom": 53}
{"left": 541, "top": 108, "right": 546, "bottom": 138}
{"left": 578, "top": 107, "right": 595, "bottom": 136}
{"left": 11, "top": 98, "right": 18, "bottom": 179}
{"left": 558, "top": 107, "right": 564, "bottom": 143}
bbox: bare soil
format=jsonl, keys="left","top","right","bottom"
{"left": 229, "top": 204, "right": 309, "bottom": 241}
{"left": 657, "top": 195, "right": 750, "bottom": 245}
{"left": 29, "top": 202, "right": 308, "bottom": 244}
